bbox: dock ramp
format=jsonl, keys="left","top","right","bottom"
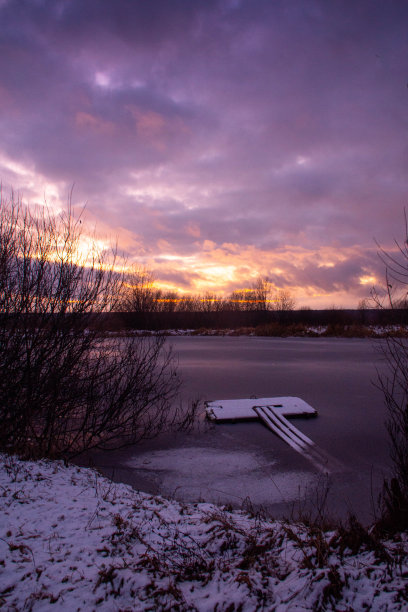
{"left": 205, "top": 397, "right": 341, "bottom": 473}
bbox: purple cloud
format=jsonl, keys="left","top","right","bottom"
{"left": 0, "top": 0, "right": 407, "bottom": 306}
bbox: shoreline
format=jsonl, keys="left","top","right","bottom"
{"left": 102, "top": 323, "right": 408, "bottom": 339}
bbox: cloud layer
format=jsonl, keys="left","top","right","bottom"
{"left": 1, "top": 0, "right": 407, "bottom": 306}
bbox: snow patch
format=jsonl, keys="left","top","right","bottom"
{"left": 126, "top": 446, "right": 317, "bottom": 505}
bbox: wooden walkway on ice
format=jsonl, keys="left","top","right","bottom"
{"left": 205, "top": 397, "right": 342, "bottom": 474}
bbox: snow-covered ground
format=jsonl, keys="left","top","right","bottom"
{"left": 1, "top": 455, "right": 407, "bottom": 610}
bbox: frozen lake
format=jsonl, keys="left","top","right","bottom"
{"left": 86, "top": 336, "right": 392, "bottom": 525}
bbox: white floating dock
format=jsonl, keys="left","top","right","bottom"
{"left": 205, "top": 397, "right": 342, "bottom": 474}
{"left": 205, "top": 396, "right": 317, "bottom": 421}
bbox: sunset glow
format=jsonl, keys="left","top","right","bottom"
{"left": 0, "top": 1, "right": 407, "bottom": 308}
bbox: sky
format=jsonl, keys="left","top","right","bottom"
{"left": 0, "top": 0, "right": 407, "bottom": 308}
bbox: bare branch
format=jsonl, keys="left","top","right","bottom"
{"left": 0, "top": 192, "right": 185, "bottom": 459}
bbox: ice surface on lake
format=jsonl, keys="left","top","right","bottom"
{"left": 126, "top": 446, "right": 317, "bottom": 505}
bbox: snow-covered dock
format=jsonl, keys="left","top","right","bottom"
{"left": 206, "top": 397, "right": 341, "bottom": 473}
{"left": 205, "top": 396, "right": 317, "bottom": 420}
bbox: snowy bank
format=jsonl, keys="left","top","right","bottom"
{"left": 0, "top": 454, "right": 407, "bottom": 611}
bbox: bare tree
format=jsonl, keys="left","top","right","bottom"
{"left": 374, "top": 212, "right": 408, "bottom": 531}
{"left": 273, "top": 289, "right": 296, "bottom": 311}
{"left": 251, "top": 276, "right": 271, "bottom": 310}
{"left": 120, "top": 265, "right": 162, "bottom": 312}
{"left": 0, "top": 193, "right": 182, "bottom": 458}
{"left": 157, "top": 290, "right": 179, "bottom": 312}
{"left": 199, "top": 292, "right": 226, "bottom": 312}
{"left": 228, "top": 287, "right": 264, "bottom": 311}
{"left": 357, "top": 298, "right": 372, "bottom": 310}
{"left": 177, "top": 294, "right": 201, "bottom": 311}
{"left": 228, "top": 289, "right": 248, "bottom": 311}
{"left": 227, "top": 278, "right": 294, "bottom": 312}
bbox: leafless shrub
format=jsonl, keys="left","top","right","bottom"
{"left": 0, "top": 192, "right": 183, "bottom": 458}
{"left": 373, "top": 210, "right": 408, "bottom": 532}
{"left": 273, "top": 288, "right": 296, "bottom": 312}
{"left": 118, "top": 265, "right": 162, "bottom": 313}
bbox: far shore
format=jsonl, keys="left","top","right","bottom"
{"left": 102, "top": 322, "right": 408, "bottom": 339}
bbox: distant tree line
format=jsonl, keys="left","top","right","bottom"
{"left": 113, "top": 265, "right": 408, "bottom": 331}
{"left": 119, "top": 267, "right": 296, "bottom": 314}
{"left": 104, "top": 305, "right": 408, "bottom": 333}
